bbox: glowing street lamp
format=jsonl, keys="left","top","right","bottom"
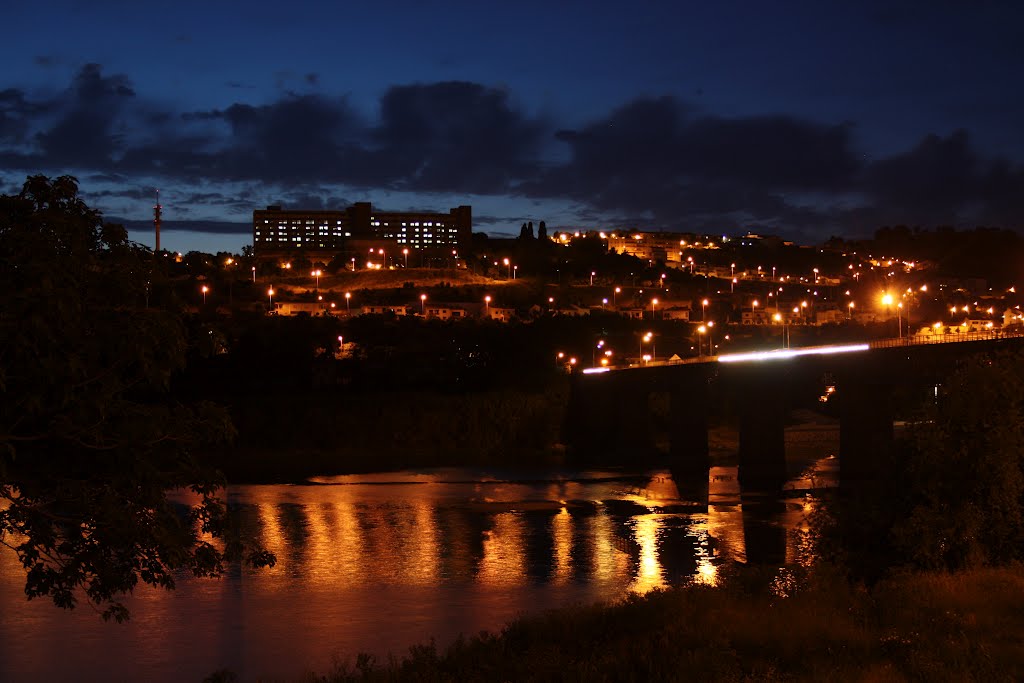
{"left": 590, "top": 271, "right": 595, "bottom": 286}
{"left": 345, "top": 291, "right": 351, "bottom": 313}
{"left": 403, "top": 248, "right": 409, "bottom": 268}
{"left": 312, "top": 269, "right": 322, "bottom": 289}
{"left": 267, "top": 287, "right": 275, "bottom": 309}
{"left": 702, "top": 298, "right": 709, "bottom": 321}
{"left": 773, "top": 312, "right": 788, "bottom": 348}
{"left": 614, "top": 287, "right": 621, "bottom": 306}
{"left": 484, "top": 295, "right": 491, "bottom": 316}
{"left": 697, "top": 325, "right": 707, "bottom": 356}
{"left": 731, "top": 277, "right": 737, "bottom": 293}
{"left": 251, "top": 265, "right": 256, "bottom": 282}
{"left": 420, "top": 293, "right": 427, "bottom": 314}
{"left": 848, "top": 301, "right": 855, "bottom": 319}
{"left": 881, "top": 292, "right": 895, "bottom": 334}
{"left": 651, "top": 298, "right": 659, "bottom": 319}
{"left": 503, "top": 257, "right": 511, "bottom": 279}
{"left": 200, "top": 284, "right": 209, "bottom": 305}
{"left": 513, "top": 265, "right": 518, "bottom": 279}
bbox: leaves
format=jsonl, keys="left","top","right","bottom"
{"left": 0, "top": 175, "right": 267, "bottom": 619}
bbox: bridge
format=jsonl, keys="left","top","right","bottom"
{"left": 564, "top": 330, "right": 1024, "bottom": 490}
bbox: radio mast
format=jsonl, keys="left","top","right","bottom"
{"left": 153, "top": 190, "right": 162, "bottom": 253}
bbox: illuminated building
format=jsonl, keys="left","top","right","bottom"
{"left": 253, "top": 202, "right": 472, "bottom": 261}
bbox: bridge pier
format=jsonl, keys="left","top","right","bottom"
{"left": 736, "top": 369, "right": 789, "bottom": 490}
{"left": 839, "top": 377, "right": 895, "bottom": 486}
{"left": 668, "top": 380, "right": 710, "bottom": 475}
{"left": 564, "top": 373, "right": 653, "bottom": 461}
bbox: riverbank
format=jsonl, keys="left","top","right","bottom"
{"left": 281, "top": 566, "right": 1024, "bottom": 681}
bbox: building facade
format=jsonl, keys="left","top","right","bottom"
{"left": 253, "top": 202, "right": 472, "bottom": 262}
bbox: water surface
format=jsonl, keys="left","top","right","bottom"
{"left": 0, "top": 461, "right": 834, "bottom": 681}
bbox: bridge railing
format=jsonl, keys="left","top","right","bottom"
{"left": 868, "top": 329, "right": 1024, "bottom": 349}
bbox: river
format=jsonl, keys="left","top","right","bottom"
{"left": 0, "top": 459, "right": 835, "bottom": 682}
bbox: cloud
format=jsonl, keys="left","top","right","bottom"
{"left": 362, "top": 81, "right": 546, "bottom": 194}
{"left": 526, "top": 96, "right": 863, "bottom": 231}
{"left": 118, "top": 218, "right": 251, "bottom": 235}
{"left": 2, "top": 65, "right": 1024, "bottom": 237}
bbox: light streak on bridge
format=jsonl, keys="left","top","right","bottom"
{"left": 717, "top": 344, "right": 870, "bottom": 363}
{"left": 582, "top": 329, "right": 1024, "bottom": 373}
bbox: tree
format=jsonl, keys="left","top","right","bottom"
{"left": 0, "top": 176, "right": 271, "bottom": 622}
{"left": 812, "top": 351, "right": 1024, "bottom": 578}
{"left": 537, "top": 221, "right": 547, "bottom": 241}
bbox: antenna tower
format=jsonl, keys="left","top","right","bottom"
{"left": 153, "top": 190, "right": 162, "bottom": 253}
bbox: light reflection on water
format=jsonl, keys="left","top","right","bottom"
{"left": 0, "top": 462, "right": 830, "bottom": 682}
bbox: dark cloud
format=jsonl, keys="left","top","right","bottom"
{"left": 527, "top": 96, "right": 863, "bottom": 231}
{"left": 30, "top": 64, "right": 135, "bottom": 167}
{"left": 3, "top": 66, "right": 1024, "bottom": 236}
{"left": 118, "top": 218, "right": 250, "bottom": 235}
{"left": 362, "top": 81, "right": 546, "bottom": 194}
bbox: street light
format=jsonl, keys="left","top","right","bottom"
{"left": 201, "top": 285, "right": 209, "bottom": 305}
{"left": 420, "top": 293, "right": 427, "bottom": 314}
{"left": 267, "top": 287, "right": 275, "bottom": 309}
{"left": 484, "top": 295, "right": 491, "bottom": 317}
{"left": 651, "top": 298, "right": 659, "bottom": 319}
{"left": 773, "top": 312, "right": 787, "bottom": 348}
{"left": 251, "top": 265, "right": 256, "bottom": 283}
{"left": 345, "top": 291, "right": 351, "bottom": 313}
{"left": 513, "top": 265, "right": 518, "bottom": 279}
{"left": 590, "top": 271, "right": 595, "bottom": 286}
{"left": 503, "top": 257, "right": 511, "bottom": 279}
{"left": 643, "top": 332, "right": 655, "bottom": 361}
{"left": 312, "top": 269, "right": 321, "bottom": 289}
{"left": 403, "top": 248, "right": 409, "bottom": 268}
{"left": 614, "top": 287, "right": 621, "bottom": 307}
{"left": 881, "top": 292, "right": 894, "bottom": 335}
{"left": 697, "top": 325, "right": 706, "bottom": 356}
{"left": 702, "top": 298, "right": 709, "bottom": 321}
{"left": 848, "top": 301, "right": 855, "bottom": 319}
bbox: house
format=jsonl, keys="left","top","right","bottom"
{"left": 424, "top": 305, "right": 468, "bottom": 320}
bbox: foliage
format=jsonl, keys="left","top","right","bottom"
{"left": 288, "top": 567, "right": 1024, "bottom": 682}
{"left": 813, "top": 351, "right": 1024, "bottom": 578}
{"left": 0, "top": 175, "right": 271, "bottom": 621}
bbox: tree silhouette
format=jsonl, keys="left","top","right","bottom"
{"left": 0, "top": 176, "right": 272, "bottom": 621}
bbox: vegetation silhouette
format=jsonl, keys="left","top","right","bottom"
{"left": 0, "top": 176, "right": 272, "bottom": 622}
{"left": 813, "top": 349, "right": 1024, "bottom": 580}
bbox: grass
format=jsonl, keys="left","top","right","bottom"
{"left": 277, "top": 566, "right": 1024, "bottom": 682}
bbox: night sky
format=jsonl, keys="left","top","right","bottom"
{"left": 2, "top": 0, "right": 1022, "bottom": 253}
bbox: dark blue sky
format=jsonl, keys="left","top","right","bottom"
{"left": 2, "top": 0, "right": 1022, "bottom": 253}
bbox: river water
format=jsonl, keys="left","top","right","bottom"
{"left": 0, "top": 460, "right": 836, "bottom": 682}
